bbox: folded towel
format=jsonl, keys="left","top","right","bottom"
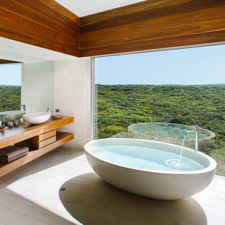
{"left": 0, "top": 146, "right": 29, "bottom": 159}
{"left": 52, "top": 114, "right": 62, "bottom": 120}
{"left": 0, "top": 150, "right": 29, "bottom": 163}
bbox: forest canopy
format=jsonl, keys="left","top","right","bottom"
{"left": 0, "top": 85, "right": 21, "bottom": 111}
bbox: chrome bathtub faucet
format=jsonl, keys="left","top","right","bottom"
{"left": 184, "top": 125, "right": 199, "bottom": 152}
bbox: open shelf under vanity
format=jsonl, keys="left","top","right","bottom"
{"left": 0, "top": 116, "right": 74, "bottom": 177}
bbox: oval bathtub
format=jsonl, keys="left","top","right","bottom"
{"left": 84, "top": 138, "right": 217, "bottom": 200}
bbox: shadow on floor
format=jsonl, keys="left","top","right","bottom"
{"left": 59, "top": 172, "right": 207, "bottom": 225}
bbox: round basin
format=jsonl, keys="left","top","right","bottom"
{"left": 23, "top": 112, "right": 51, "bottom": 124}
{"left": 0, "top": 110, "right": 25, "bottom": 120}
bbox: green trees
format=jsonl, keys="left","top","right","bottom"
{"left": 0, "top": 85, "right": 21, "bottom": 111}
{"left": 96, "top": 84, "right": 225, "bottom": 138}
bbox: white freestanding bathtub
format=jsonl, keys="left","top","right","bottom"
{"left": 84, "top": 138, "right": 217, "bottom": 200}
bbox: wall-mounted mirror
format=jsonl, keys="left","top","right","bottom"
{"left": 0, "top": 37, "right": 74, "bottom": 118}
{"left": 0, "top": 57, "right": 53, "bottom": 116}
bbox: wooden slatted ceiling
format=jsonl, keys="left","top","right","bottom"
{"left": 80, "top": 0, "right": 225, "bottom": 57}
{"left": 0, "top": 0, "right": 80, "bottom": 57}
{"left": 1, "top": 0, "right": 225, "bottom": 57}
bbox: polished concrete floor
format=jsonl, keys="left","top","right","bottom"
{"left": 0, "top": 147, "right": 225, "bottom": 225}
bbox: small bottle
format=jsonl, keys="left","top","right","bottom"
{"left": 7, "top": 120, "right": 14, "bottom": 128}
{"left": 2, "top": 118, "right": 6, "bottom": 127}
{"left": 14, "top": 120, "right": 20, "bottom": 126}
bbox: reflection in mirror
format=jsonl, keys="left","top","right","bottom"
{"left": 0, "top": 59, "right": 54, "bottom": 121}
{"left": 0, "top": 63, "right": 22, "bottom": 112}
{"left": 0, "top": 37, "right": 75, "bottom": 118}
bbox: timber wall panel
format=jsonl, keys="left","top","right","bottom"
{"left": 80, "top": 0, "right": 225, "bottom": 57}
{"left": 0, "top": 0, "right": 80, "bottom": 57}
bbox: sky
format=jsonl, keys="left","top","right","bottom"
{"left": 95, "top": 44, "right": 225, "bottom": 85}
{"left": 1, "top": 44, "right": 225, "bottom": 86}
{"left": 0, "top": 63, "right": 21, "bottom": 85}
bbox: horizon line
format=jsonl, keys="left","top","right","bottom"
{"left": 96, "top": 83, "right": 225, "bottom": 86}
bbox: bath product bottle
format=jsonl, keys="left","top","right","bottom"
{"left": 7, "top": 121, "right": 14, "bottom": 128}
{"left": 2, "top": 118, "right": 6, "bottom": 127}
{"left": 14, "top": 120, "right": 20, "bottom": 126}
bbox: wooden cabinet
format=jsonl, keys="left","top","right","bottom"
{"left": 0, "top": 116, "right": 74, "bottom": 177}
{"left": 15, "top": 129, "right": 57, "bottom": 150}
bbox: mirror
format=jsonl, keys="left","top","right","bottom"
{"left": 0, "top": 37, "right": 74, "bottom": 117}
{"left": 0, "top": 60, "right": 53, "bottom": 116}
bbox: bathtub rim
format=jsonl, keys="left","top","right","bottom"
{"left": 84, "top": 138, "right": 217, "bottom": 175}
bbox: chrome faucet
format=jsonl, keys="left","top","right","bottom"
{"left": 185, "top": 125, "right": 199, "bottom": 152}
{"left": 19, "top": 104, "right": 26, "bottom": 112}
{"left": 44, "top": 105, "right": 51, "bottom": 113}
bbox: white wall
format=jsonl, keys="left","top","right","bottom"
{"left": 21, "top": 61, "right": 53, "bottom": 113}
{"left": 21, "top": 58, "right": 93, "bottom": 150}
{"left": 53, "top": 58, "right": 93, "bottom": 149}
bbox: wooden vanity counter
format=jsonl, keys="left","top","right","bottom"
{"left": 0, "top": 116, "right": 74, "bottom": 177}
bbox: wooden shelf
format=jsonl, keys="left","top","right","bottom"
{"left": 0, "top": 116, "right": 74, "bottom": 177}
{"left": 0, "top": 131, "right": 74, "bottom": 177}
{"left": 0, "top": 116, "right": 74, "bottom": 149}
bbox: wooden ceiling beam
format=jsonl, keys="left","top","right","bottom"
{"left": 80, "top": 0, "right": 225, "bottom": 57}
{"left": 1, "top": 0, "right": 225, "bottom": 58}
{"left": 0, "top": 0, "right": 80, "bottom": 57}
{"left": 0, "top": 59, "right": 22, "bottom": 64}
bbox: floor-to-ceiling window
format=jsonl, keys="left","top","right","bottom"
{"left": 94, "top": 44, "right": 225, "bottom": 176}
{"left": 0, "top": 63, "right": 21, "bottom": 111}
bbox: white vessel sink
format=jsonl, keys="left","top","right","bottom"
{"left": 0, "top": 110, "right": 25, "bottom": 120}
{"left": 23, "top": 112, "right": 51, "bottom": 124}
